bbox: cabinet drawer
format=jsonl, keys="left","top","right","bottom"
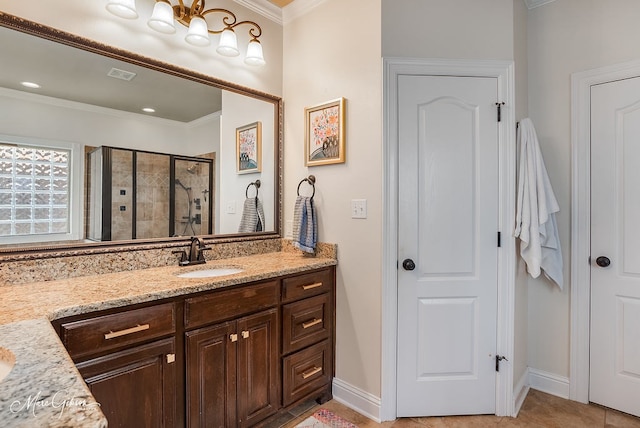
{"left": 282, "top": 294, "right": 330, "bottom": 354}
{"left": 281, "top": 268, "right": 333, "bottom": 303}
{"left": 184, "top": 280, "right": 278, "bottom": 330}
{"left": 60, "top": 303, "right": 176, "bottom": 360}
{"left": 282, "top": 339, "right": 332, "bottom": 406}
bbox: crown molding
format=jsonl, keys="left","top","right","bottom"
{"left": 524, "top": 0, "right": 556, "bottom": 9}
{"left": 282, "top": 0, "right": 327, "bottom": 25}
{"left": 233, "top": 0, "right": 283, "bottom": 25}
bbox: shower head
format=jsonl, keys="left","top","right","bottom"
{"left": 186, "top": 163, "right": 199, "bottom": 175}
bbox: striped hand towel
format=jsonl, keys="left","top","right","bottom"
{"left": 238, "top": 197, "right": 265, "bottom": 233}
{"left": 292, "top": 196, "right": 317, "bottom": 253}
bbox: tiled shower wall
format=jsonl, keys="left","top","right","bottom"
{"left": 136, "top": 152, "right": 170, "bottom": 239}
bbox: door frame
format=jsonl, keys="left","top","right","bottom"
{"left": 382, "top": 58, "right": 516, "bottom": 420}
{"left": 569, "top": 59, "right": 640, "bottom": 404}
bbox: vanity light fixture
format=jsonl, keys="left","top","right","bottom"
{"left": 105, "top": 0, "right": 266, "bottom": 66}
{"left": 142, "top": 107, "right": 156, "bottom": 113}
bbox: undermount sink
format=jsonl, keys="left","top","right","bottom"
{"left": 176, "top": 268, "right": 244, "bottom": 279}
{"left": 0, "top": 347, "right": 15, "bottom": 383}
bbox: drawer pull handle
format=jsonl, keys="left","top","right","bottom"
{"left": 230, "top": 333, "right": 238, "bottom": 342}
{"left": 302, "top": 318, "right": 323, "bottom": 329}
{"left": 302, "top": 282, "right": 323, "bottom": 291}
{"left": 242, "top": 330, "right": 250, "bottom": 339}
{"left": 104, "top": 324, "right": 150, "bottom": 340}
{"left": 302, "top": 366, "right": 322, "bottom": 379}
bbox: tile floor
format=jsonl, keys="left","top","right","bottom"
{"left": 279, "top": 389, "right": 640, "bottom": 427}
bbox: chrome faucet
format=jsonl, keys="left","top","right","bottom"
{"left": 173, "top": 236, "right": 210, "bottom": 266}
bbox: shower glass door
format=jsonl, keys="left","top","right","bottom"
{"left": 172, "top": 157, "right": 212, "bottom": 237}
{"left": 136, "top": 152, "right": 170, "bottom": 239}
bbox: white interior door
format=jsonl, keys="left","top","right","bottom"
{"left": 396, "top": 75, "right": 499, "bottom": 416}
{"left": 590, "top": 76, "right": 640, "bottom": 417}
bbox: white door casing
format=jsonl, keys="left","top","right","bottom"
{"left": 570, "top": 60, "right": 640, "bottom": 404}
{"left": 588, "top": 77, "right": 640, "bottom": 417}
{"left": 382, "top": 58, "right": 516, "bottom": 421}
{"left": 397, "top": 75, "right": 499, "bottom": 416}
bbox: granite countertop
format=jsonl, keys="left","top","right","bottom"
{"left": 0, "top": 251, "right": 336, "bottom": 427}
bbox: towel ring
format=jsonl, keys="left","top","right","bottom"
{"left": 297, "top": 175, "right": 316, "bottom": 199}
{"left": 245, "top": 180, "right": 261, "bottom": 198}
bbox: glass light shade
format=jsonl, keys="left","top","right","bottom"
{"left": 244, "top": 40, "right": 266, "bottom": 66}
{"left": 106, "top": 0, "right": 138, "bottom": 19}
{"left": 185, "top": 16, "right": 210, "bottom": 47}
{"left": 216, "top": 28, "right": 239, "bottom": 57}
{"left": 147, "top": 1, "right": 176, "bottom": 34}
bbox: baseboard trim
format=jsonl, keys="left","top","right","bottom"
{"left": 528, "top": 368, "right": 570, "bottom": 399}
{"left": 513, "top": 368, "right": 530, "bottom": 416}
{"left": 332, "top": 378, "right": 381, "bottom": 423}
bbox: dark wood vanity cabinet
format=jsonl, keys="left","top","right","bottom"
{"left": 184, "top": 281, "right": 279, "bottom": 428}
{"left": 58, "top": 303, "right": 178, "bottom": 428}
{"left": 53, "top": 265, "right": 335, "bottom": 427}
{"left": 76, "top": 338, "right": 177, "bottom": 428}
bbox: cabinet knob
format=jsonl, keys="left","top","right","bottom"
{"left": 230, "top": 333, "right": 238, "bottom": 342}
{"left": 241, "top": 330, "right": 249, "bottom": 339}
{"left": 166, "top": 353, "right": 175, "bottom": 364}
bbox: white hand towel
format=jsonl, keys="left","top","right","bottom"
{"left": 514, "top": 118, "right": 563, "bottom": 289}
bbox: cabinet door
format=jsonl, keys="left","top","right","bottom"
{"left": 237, "top": 308, "right": 279, "bottom": 427}
{"left": 185, "top": 321, "right": 237, "bottom": 428}
{"left": 77, "top": 338, "right": 176, "bottom": 428}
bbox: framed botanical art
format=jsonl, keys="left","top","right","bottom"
{"left": 236, "top": 121, "right": 262, "bottom": 174}
{"left": 304, "top": 97, "right": 346, "bottom": 166}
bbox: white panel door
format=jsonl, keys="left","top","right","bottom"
{"left": 590, "top": 77, "right": 640, "bottom": 417}
{"left": 397, "top": 75, "right": 499, "bottom": 416}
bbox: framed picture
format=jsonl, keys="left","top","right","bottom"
{"left": 304, "top": 97, "right": 345, "bottom": 166}
{"left": 236, "top": 121, "right": 262, "bottom": 174}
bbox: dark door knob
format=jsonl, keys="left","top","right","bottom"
{"left": 596, "top": 256, "right": 611, "bottom": 268}
{"left": 402, "top": 259, "right": 416, "bottom": 271}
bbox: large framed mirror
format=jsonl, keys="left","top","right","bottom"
{"left": 0, "top": 12, "right": 282, "bottom": 256}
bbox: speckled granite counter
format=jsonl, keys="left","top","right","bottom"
{"left": 0, "top": 251, "right": 336, "bottom": 427}
{"left": 0, "top": 320, "right": 106, "bottom": 427}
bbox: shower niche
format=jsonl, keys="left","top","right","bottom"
{"left": 87, "top": 146, "right": 214, "bottom": 241}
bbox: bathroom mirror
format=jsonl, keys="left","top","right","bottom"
{"left": 0, "top": 13, "right": 281, "bottom": 254}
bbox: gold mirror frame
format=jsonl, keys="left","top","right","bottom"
{"left": 0, "top": 12, "right": 283, "bottom": 259}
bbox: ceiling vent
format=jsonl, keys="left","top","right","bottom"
{"left": 107, "top": 67, "right": 137, "bottom": 81}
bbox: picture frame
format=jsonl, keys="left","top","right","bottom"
{"left": 236, "top": 121, "right": 262, "bottom": 174}
{"left": 304, "top": 97, "right": 346, "bottom": 166}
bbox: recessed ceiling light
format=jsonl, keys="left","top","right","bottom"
{"left": 142, "top": 107, "right": 156, "bottom": 113}
{"left": 21, "top": 81, "right": 41, "bottom": 89}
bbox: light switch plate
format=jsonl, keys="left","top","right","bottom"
{"left": 226, "top": 200, "right": 236, "bottom": 214}
{"left": 351, "top": 199, "right": 367, "bottom": 219}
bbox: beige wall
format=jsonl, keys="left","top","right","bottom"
{"left": 283, "top": 0, "right": 383, "bottom": 396}
{"left": 382, "top": 0, "right": 514, "bottom": 59}
{"left": 526, "top": 0, "right": 640, "bottom": 378}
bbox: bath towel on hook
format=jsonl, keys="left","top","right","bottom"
{"left": 514, "top": 118, "right": 563, "bottom": 289}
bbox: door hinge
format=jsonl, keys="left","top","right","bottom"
{"left": 495, "top": 355, "right": 508, "bottom": 372}
{"left": 496, "top": 102, "right": 505, "bottom": 122}
{"left": 497, "top": 232, "right": 501, "bottom": 248}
